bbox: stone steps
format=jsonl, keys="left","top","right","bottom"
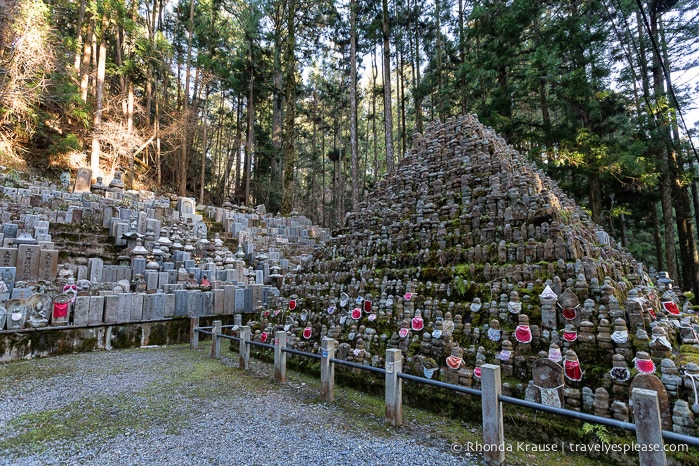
{"left": 49, "top": 224, "right": 123, "bottom": 264}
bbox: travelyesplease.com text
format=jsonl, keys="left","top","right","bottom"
{"left": 450, "top": 441, "right": 688, "bottom": 455}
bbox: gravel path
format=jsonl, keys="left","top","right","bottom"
{"left": 0, "top": 345, "right": 479, "bottom": 466}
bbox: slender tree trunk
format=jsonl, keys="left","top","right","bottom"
{"left": 199, "top": 85, "right": 211, "bottom": 205}
{"left": 394, "top": 32, "right": 402, "bottom": 158}
{"left": 235, "top": 95, "right": 242, "bottom": 198}
{"left": 145, "top": 0, "right": 159, "bottom": 121}
{"left": 371, "top": 48, "right": 378, "bottom": 178}
{"left": 692, "top": 180, "right": 699, "bottom": 244}
{"left": 270, "top": 0, "right": 284, "bottom": 213}
{"left": 381, "top": 0, "right": 394, "bottom": 174}
{"left": 620, "top": 212, "right": 628, "bottom": 247}
{"left": 332, "top": 118, "right": 341, "bottom": 226}
{"left": 413, "top": 3, "right": 423, "bottom": 134}
{"left": 90, "top": 12, "right": 108, "bottom": 180}
{"left": 660, "top": 174, "right": 678, "bottom": 278}
{"left": 228, "top": 96, "right": 242, "bottom": 200}
{"left": 115, "top": 20, "right": 126, "bottom": 108}
{"left": 337, "top": 117, "right": 345, "bottom": 224}
{"left": 74, "top": 0, "right": 87, "bottom": 72}
{"left": 180, "top": 0, "right": 195, "bottom": 197}
{"left": 244, "top": 51, "right": 254, "bottom": 205}
{"left": 155, "top": 83, "right": 161, "bottom": 186}
{"left": 589, "top": 174, "right": 603, "bottom": 226}
{"left": 659, "top": 18, "right": 699, "bottom": 293}
{"left": 281, "top": 0, "right": 297, "bottom": 214}
{"left": 126, "top": 0, "right": 137, "bottom": 188}
{"left": 539, "top": 78, "right": 551, "bottom": 161}
{"left": 435, "top": 0, "right": 443, "bottom": 120}
{"left": 312, "top": 96, "right": 319, "bottom": 222}
{"left": 458, "top": 0, "right": 466, "bottom": 113}
{"left": 649, "top": 9, "right": 679, "bottom": 284}
{"left": 321, "top": 93, "right": 326, "bottom": 226}
{"left": 213, "top": 92, "right": 226, "bottom": 204}
{"left": 652, "top": 201, "right": 665, "bottom": 270}
{"left": 80, "top": 17, "right": 93, "bottom": 103}
{"left": 350, "top": 0, "right": 359, "bottom": 211}
{"left": 91, "top": 20, "right": 97, "bottom": 100}
{"left": 399, "top": 44, "right": 406, "bottom": 156}
{"left": 363, "top": 93, "right": 370, "bottom": 198}
{"left": 127, "top": 79, "right": 135, "bottom": 188}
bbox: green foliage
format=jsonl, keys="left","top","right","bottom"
{"left": 581, "top": 423, "right": 611, "bottom": 446}
{"left": 453, "top": 275, "right": 469, "bottom": 297}
{"left": 48, "top": 133, "right": 82, "bottom": 156}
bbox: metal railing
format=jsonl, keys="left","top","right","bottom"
{"left": 191, "top": 317, "right": 699, "bottom": 464}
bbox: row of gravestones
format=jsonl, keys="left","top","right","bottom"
{"left": 207, "top": 206, "right": 329, "bottom": 252}
{"left": 0, "top": 274, "right": 276, "bottom": 331}
{"left": 0, "top": 169, "right": 331, "bottom": 331}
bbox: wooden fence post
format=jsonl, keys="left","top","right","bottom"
{"left": 320, "top": 337, "right": 337, "bottom": 402}
{"left": 632, "top": 388, "right": 667, "bottom": 466}
{"left": 481, "top": 364, "right": 505, "bottom": 465}
{"left": 190, "top": 317, "right": 199, "bottom": 350}
{"left": 211, "top": 320, "right": 221, "bottom": 359}
{"left": 385, "top": 348, "right": 403, "bottom": 427}
{"left": 274, "top": 331, "right": 287, "bottom": 383}
{"left": 239, "top": 325, "right": 250, "bottom": 370}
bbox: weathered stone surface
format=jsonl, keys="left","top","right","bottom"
{"left": 0, "top": 248, "right": 17, "bottom": 269}
{"left": 104, "top": 295, "right": 120, "bottom": 324}
{"left": 16, "top": 244, "right": 41, "bottom": 281}
{"left": 629, "top": 373, "right": 671, "bottom": 430}
{"left": 5, "top": 299, "right": 27, "bottom": 330}
{"left": 73, "top": 296, "right": 90, "bottom": 326}
{"left": 38, "top": 249, "right": 59, "bottom": 282}
{"left": 73, "top": 167, "right": 92, "bottom": 193}
{"left": 88, "top": 296, "right": 104, "bottom": 324}
{"left": 531, "top": 358, "right": 564, "bottom": 408}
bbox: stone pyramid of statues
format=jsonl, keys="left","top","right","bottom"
{"left": 275, "top": 114, "right": 698, "bottom": 433}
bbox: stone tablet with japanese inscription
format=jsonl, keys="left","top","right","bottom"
{"left": 38, "top": 249, "right": 58, "bottom": 282}
{"left": 0, "top": 248, "right": 17, "bottom": 268}
{"left": 16, "top": 244, "right": 41, "bottom": 282}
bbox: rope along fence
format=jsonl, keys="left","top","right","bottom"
{"left": 190, "top": 318, "right": 698, "bottom": 464}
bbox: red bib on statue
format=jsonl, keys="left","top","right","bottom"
{"left": 53, "top": 302, "right": 69, "bottom": 318}
{"left": 446, "top": 356, "right": 462, "bottom": 369}
{"left": 515, "top": 325, "right": 532, "bottom": 343}
{"left": 635, "top": 358, "right": 656, "bottom": 374}
{"left": 411, "top": 316, "right": 424, "bottom": 331}
{"left": 565, "top": 360, "right": 583, "bottom": 381}
{"left": 661, "top": 301, "right": 680, "bottom": 315}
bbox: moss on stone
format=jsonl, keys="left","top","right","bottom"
{"left": 148, "top": 324, "right": 168, "bottom": 346}
{"left": 78, "top": 337, "right": 97, "bottom": 352}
